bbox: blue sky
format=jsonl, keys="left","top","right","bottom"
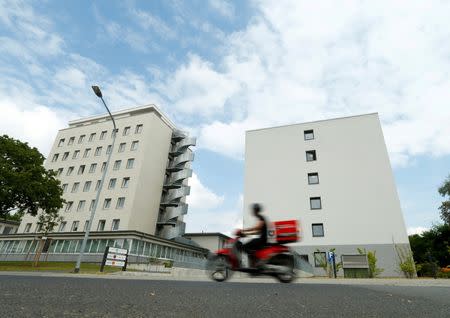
{"left": 1, "top": 0, "right": 449, "bottom": 235}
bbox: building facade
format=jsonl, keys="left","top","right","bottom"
{"left": 19, "top": 105, "right": 194, "bottom": 239}
{"left": 184, "top": 232, "right": 230, "bottom": 253}
{"left": 0, "top": 105, "right": 208, "bottom": 265}
{"left": 0, "top": 219, "right": 19, "bottom": 235}
{"left": 243, "top": 113, "right": 411, "bottom": 277}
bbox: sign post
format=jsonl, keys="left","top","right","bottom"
{"left": 100, "top": 246, "right": 128, "bottom": 272}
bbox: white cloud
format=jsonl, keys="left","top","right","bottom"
{"left": 186, "top": 173, "right": 224, "bottom": 210}
{"left": 0, "top": 99, "right": 68, "bottom": 156}
{"left": 163, "top": 1, "right": 450, "bottom": 166}
{"left": 407, "top": 227, "right": 429, "bottom": 236}
{"left": 209, "top": 0, "right": 235, "bottom": 18}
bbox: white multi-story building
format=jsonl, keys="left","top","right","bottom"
{"left": 243, "top": 113, "right": 411, "bottom": 277}
{"left": 19, "top": 105, "right": 194, "bottom": 239}
{"left": 1, "top": 105, "right": 207, "bottom": 264}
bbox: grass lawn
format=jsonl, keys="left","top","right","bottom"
{"left": 0, "top": 261, "right": 123, "bottom": 274}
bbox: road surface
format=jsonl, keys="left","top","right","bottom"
{"left": 1, "top": 274, "right": 449, "bottom": 317}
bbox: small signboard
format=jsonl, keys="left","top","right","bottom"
{"left": 100, "top": 246, "right": 128, "bottom": 272}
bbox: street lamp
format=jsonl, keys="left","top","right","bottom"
{"left": 74, "top": 86, "right": 117, "bottom": 273}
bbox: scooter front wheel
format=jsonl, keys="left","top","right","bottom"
{"left": 207, "top": 255, "right": 232, "bottom": 282}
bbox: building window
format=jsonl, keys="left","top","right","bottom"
{"left": 108, "top": 178, "right": 116, "bottom": 189}
{"left": 66, "top": 166, "right": 74, "bottom": 176}
{"left": 314, "top": 252, "right": 326, "bottom": 267}
{"left": 89, "top": 199, "right": 96, "bottom": 211}
{"left": 78, "top": 135, "right": 85, "bottom": 144}
{"left": 24, "top": 223, "right": 32, "bottom": 233}
{"left": 310, "top": 197, "right": 322, "bottom": 210}
{"left": 95, "top": 146, "right": 102, "bottom": 156}
{"left": 78, "top": 165, "right": 85, "bottom": 175}
{"left": 116, "top": 197, "right": 125, "bottom": 209}
{"left": 89, "top": 163, "right": 97, "bottom": 173}
{"left": 71, "top": 182, "right": 80, "bottom": 193}
{"left": 106, "top": 145, "right": 112, "bottom": 154}
{"left": 89, "top": 133, "right": 96, "bottom": 142}
{"left": 97, "top": 220, "right": 106, "bottom": 231}
{"left": 111, "top": 129, "right": 118, "bottom": 138}
{"left": 77, "top": 200, "right": 86, "bottom": 212}
{"left": 95, "top": 180, "right": 101, "bottom": 190}
{"left": 59, "top": 221, "right": 67, "bottom": 232}
{"left": 100, "top": 130, "right": 107, "bottom": 140}
{"left": 36, "top": 223, "right": 43, "bottom": 233}
{"left": 126, "top": 158, "right": 135, "bottom": 169}
{"left": 111, "top": 219, "right": 120, "bottom": 231}
{"left": 121, "top": 177, "right": 130, "bottom": 188}
{"left": 83, "top": 148, "right": 91, "bottom": 158}
{"left": 65, "top": 201, "right": 73, "bottom": 212}
{"left": 52, "top": 154, "right": 59, "bottom": 162}
{"left": 83, "top": 181, "right": 92, "bottom": 192}
{"left": 68, "top": 137, "right": 75, "bottom": 145}
{"left": 57, "top": 168, "right": 63, "bottom": 176}
{"left": 308, "top": 172, "right": 319, "bottom": 185}
{"left": 84, "top": 220, "right": 90, "bottom": 231}
{"left": 62, "top": 152, "right": 69, "bottom": 161}
{"left": 118, "top": 143, "right": 126, "bottom": 153}
{"left": 135, "top": 124, "right": 143, "bottom": 134}
{"left": 73, "top": 150, "right": 80, "bottom": 159}
{"left": 113, "top": 160, "right": 121, "bottom": 170}
{"left": 304, "top": 129, "right": 314, "bottom": 140}
{"left": 312, "top": 223, "right": 324, "bottom": 237}
{"left": 131, "top": 141, "right": 139, "bottom": 151}
{"left": 306, "top": 150, "right": 317, "bottom": 162}
{"left": 101, "top": 161, "right": 107, "bottom": 172}
{"left": 71, "top": 221, "right": 79, "bottom": 231}
{"left": 123, "top": 126, "right": 131, "bottom": 136}
{"left": 62, "top": 183, "right": 68, "bottom": 193}
{"left": 58, "top": 138, "right": 65, "bottom": 147}
{"left": 103, "top": 198, "right": 112, "bottom": 209}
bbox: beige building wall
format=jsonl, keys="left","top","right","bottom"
{"left": 19, "top": 105, "right": 186, "bottom": 237}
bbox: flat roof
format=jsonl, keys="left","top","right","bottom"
{"left": 246, "top": 112, "right": 378, "bottom": 133}
{"left": 68, "top": 104, "right": 177, "bottom": 130}
{"left": 184, "top": 232, "right": 231, "bottom": 239}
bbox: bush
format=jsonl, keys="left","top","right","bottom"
{"left": 163, "top": 260, "right": 173, "bottom": 268}
{"left": 395, "top": 245, "right": 416, "bottom": 278}
{"left": 357, "top": 248, "right": 384, "bottom": 278}
{"left": 416, "top": 262, "right": 439, "bottom": 277}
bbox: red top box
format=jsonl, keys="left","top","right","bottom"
{"left": 273, "top": 220, "right": 299, "bottom": 243}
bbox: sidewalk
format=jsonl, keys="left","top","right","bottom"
{"left": 1, "top": 270, "right": 450, "bottom": 287}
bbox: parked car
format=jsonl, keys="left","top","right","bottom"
{"left": 441, "top": 265, "right": 450, "bottom": 273}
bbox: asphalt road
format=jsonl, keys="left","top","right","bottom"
{"left": 1, "top": 274, "right": 449, "bottom": 318}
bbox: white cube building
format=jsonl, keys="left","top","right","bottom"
{"left": 243, "top": 113, "right": 411, "bottom": 277}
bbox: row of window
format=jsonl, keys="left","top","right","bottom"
{"left": 305, "top": 128, "right": 325, "bottom": 238}
{"left": 53, "top": 158, "right": 135, "bottom": 177}
{"left": 52, "top": 141, "right": 139, "bottom": 163}
{"left": 62, "top": 177, "right": 130, "bottom": 194}
{"left": 57, "top": 124, "right": 143, "bottom": 147}
{"left": 23, "top": 218, "right": 120, "bottom": 233}
{"left": 64, "top": 197, "right": 126, "bottom": 213}
{"left": 0, "top": 238, "right": 204, "bottom": 262}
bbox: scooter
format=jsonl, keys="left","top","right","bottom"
{"left": 207, "top": 230, "right": 297, "bottom": 283}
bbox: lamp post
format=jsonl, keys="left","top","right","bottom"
{"left": 74, "top": 86, "right": 117, "bottom": 273}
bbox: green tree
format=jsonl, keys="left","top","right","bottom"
{"left": 438, "top": 175, "right": 450, "bottom": 225}
{"left": 0, "top": 135, "right": 64, "bottom": 219}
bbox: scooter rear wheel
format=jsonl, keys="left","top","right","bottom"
{"left": 207, "top": 255, "right": 232, "bottom": 282}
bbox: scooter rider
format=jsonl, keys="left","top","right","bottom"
{"left": 237, "top": 203, "right": 268, "bottom": 266}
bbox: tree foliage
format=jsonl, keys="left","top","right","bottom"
{"left": 0, "top": 135, "right": 65, "bottom": 219}
{"left": 438, "top": 175, "right": 450, "bottom": 224}
{"left": 409, "top": 224, "right": 450, "bottom": 267}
